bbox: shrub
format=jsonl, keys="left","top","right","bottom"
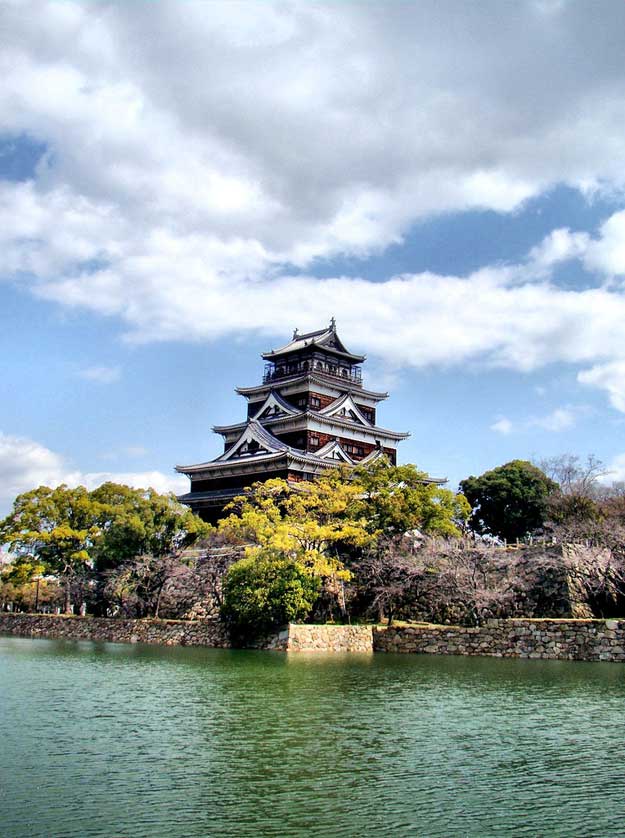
{"left": 221, "top": 552, "right": 320, "bottom": 639}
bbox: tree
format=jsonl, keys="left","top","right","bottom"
{"left": 460, "top": 460, "right": 557, "bottom": 541}
{"left": 352, "top": 459, "right": 470, "bottom": 537}
{"left": 91, "top": 482, "right": 208, "bottom": 571}
{"left": 0, "top": 485, "right": 104, "bottom": 613}
{"left": 0, "top": 482, "right": 208, "bottom": 615}
{"left": 537, "top": 453, "right": 609, "bottom": 498}
{"left": 352, "top": 536, "right": 425, "bottom": 626}
{"left": 191, "top": 530, "right": 249, "bottom": 617}
{"left": 221, "top": 551, "right": 320, "bottom": 640}
{"left": 219, "top": 472, "right": 372, "bottom": 580}
{"left": 103, "top": 553, "right": 194, "bottom": 618}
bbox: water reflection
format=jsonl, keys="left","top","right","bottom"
{"left": 1, "top": 638, "right": 624, "bottom": 837}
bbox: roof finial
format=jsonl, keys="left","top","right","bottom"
{"left": 292, "top": 327, "right": 299, "bottom": 340}
{"left": 330, "top": 316, "right": 336, "bottom": 331}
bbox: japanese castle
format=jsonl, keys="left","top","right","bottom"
{"left": 176, "top": 320, "right": 411, "bottom": 522}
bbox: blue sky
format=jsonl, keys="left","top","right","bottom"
{"left": 2, "top": 1, "right": 625, "bottom": 514}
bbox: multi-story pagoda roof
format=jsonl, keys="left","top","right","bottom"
{"left": 176, "top": 321, "right": 442, "bottom": 522}
{"left": 262, "top": 319, "right": 365, "bottom": 364}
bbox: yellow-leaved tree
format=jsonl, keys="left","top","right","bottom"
{"left": 219, "top": 469, "right": 373, "bottom": 581}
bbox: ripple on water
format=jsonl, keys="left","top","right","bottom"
{"left": 1, "top": 638, "right": 625, "bottom": 838}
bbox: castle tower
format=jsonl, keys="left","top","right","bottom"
{"left": 176, "top": 321, "right": 411, "bottom": 522}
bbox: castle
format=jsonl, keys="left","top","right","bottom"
{"left": 176, "top": 321, "right": 412, "bottom": 522}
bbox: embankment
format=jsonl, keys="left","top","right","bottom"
{"left": 2, "top": 614, "right": 625, "bottom": 661}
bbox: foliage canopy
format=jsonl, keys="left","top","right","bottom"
{"left": 460, "top": 460, "right": 557, "bottom": 541}
{"left": 221, "top": 551, "right": 320, "bottom": 637}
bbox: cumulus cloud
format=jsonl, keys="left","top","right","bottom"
{"left": 578, "top": 362, "right": 625, "bottom": 413}
{"left": 0, "top": 431, "right": 187, "bottom": 516}
{"left": 2, "top": 0, "right": 625, "bottom": 412}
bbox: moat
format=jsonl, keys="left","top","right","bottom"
{"left": 2, "top": 637, "right": 624, "bottom": 838}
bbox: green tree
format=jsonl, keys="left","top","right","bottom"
{"left": 219, "top": 472, "right": 371, "bottom": 580}
{"left": 0, "top": 482, "right": 208, "bottom": 614}
{"left": 221, "top": 550, "right": 321, "bottom": 640}
{"left": 351, "top": 460, "right": 470, "bottom": 537}
{"left": 90, "top": 482, "right": 208, "bottom": 571}
{"left": 460, "top": 460, "right": 557, "bottom": 541}
{"left": 0, "top": 485, "right": 103, "bottom": 613}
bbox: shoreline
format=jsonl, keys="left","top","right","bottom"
{"left": 1, "top": 613, "right": 625, "bottom": 661}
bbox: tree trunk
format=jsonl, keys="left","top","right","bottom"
{"left": 154, "top": 582, "right": 166, "bottom": 619}
{"left": 64, "top": 581, "right": 72, "bottom": 614}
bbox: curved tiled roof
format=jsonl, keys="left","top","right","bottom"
{"left": 262, "top": 322, "right": 365, "bottom": 363}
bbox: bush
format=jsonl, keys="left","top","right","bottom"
{"left": 221, "top": 552, "right": 320, "bottom": 639}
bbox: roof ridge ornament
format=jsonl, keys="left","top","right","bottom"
{"left": 293, "top": 327, "right": 299, "bottom": 339}
{"left": 330, "top": 316, "right": 336, "bottom": 332}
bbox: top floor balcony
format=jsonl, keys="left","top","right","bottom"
{"left": 263, "top": 360, "right": 362, "bottom": 386}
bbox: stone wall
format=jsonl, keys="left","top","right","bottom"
{"left": 0, "top": 615, "right": 373, "bottom": 653}
{"left": 0, "top": 613, "right": 229, "bottom": 647}
{"left": 285, "top": 624, "right": 373, "bottom": 652}
{"left": 3, "top": 614, "right": 625, "bottom": 660}
{"left": 373, "top": 618, "right": 625, "bottom": 661}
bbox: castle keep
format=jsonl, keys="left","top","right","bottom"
{"left": 176, "top": 321, "right": 410, "bottom": 522}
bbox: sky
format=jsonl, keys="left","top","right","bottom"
{"left": 2, "top": 0, "right": 625, "bottom": 516}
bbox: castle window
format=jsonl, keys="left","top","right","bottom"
{"left": 345, "top": 443, "right": 364, "bottom": 457}
{"left": 310, "top": 396, "right": 321, "bottom": 409}
{"left": 310, "top": 435, "right": 319, "bottom": 447}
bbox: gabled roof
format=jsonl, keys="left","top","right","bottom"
{"left": 262, "top": 320, "right": 365, "bottom": 363}
{"left": 250, "top": 390, "right": 301, "bottom": 421}
{"left": 319, "top": 392, "right": 372, "bottom": 426}
{"left": 359, "top": 448, "right": 387, "bottom": 466}
{"left": 315, "top": 439, "right": 354, "bottom": 464}
{"left": 215, "top": 419, "right": 289, "bottom": 463}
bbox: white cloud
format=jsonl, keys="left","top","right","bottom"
{"left": 530, "top": 407, "right": 576, "bottom": 432}
{"left": 0, "top": 431, "right": 187, "bottom": 517}
{"left": 74, "top": 470, "right": 187, "bottom": 496}
{"left": 491, "top": 417, "right": 513, "bottom": 435}
{"left": 491, "top": 405, "right": 588, "bottom": 435}
{"left": 0, "top": 431, "right": 68, "bottom": 506}
{"left": 527, "top": 228, "right": 590, "bottom": 274}
{"left": 583, "top": 211, "right": 625, "bottom": 279}
{"left": 578, "top": 362, "right": 625, "bottom": 413}
{"left": 3, "top": 1, "right": 625, "bottom": 265}
{"left": 78, "top": 365, "right": 120, "bottom": 383}
{"left": 605, "top": 453, "right": 625, "bottom": 483}
{"left": 2, "top": 1, "right": 625, "bottom": 414}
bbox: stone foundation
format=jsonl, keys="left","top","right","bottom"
{"left": 0, "top": 613, "right": 229, "bottom": 647}
{"left": 373, "top": 618, "right": 625, "bottom": 661}
{"left": 2, "top": 614, "right": 625, "bottom": 661}
{"left": 285, "top": 623, "right": 373, "bottom": 652}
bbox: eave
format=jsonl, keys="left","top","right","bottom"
{"left": 262, "top": 345, "right": 365, "bottom": 364}
{"left": 176, "top": 448, "right": 344, "bottom": 477}
{"left": 214, "top": 411, "right": 410, "bottom": 441}
{"left": 235, "top": 373, "right": 389, "bottom": 401}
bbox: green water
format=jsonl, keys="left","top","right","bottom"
{"left": 1, "top": 638, "right": 625, "bottom": 837}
